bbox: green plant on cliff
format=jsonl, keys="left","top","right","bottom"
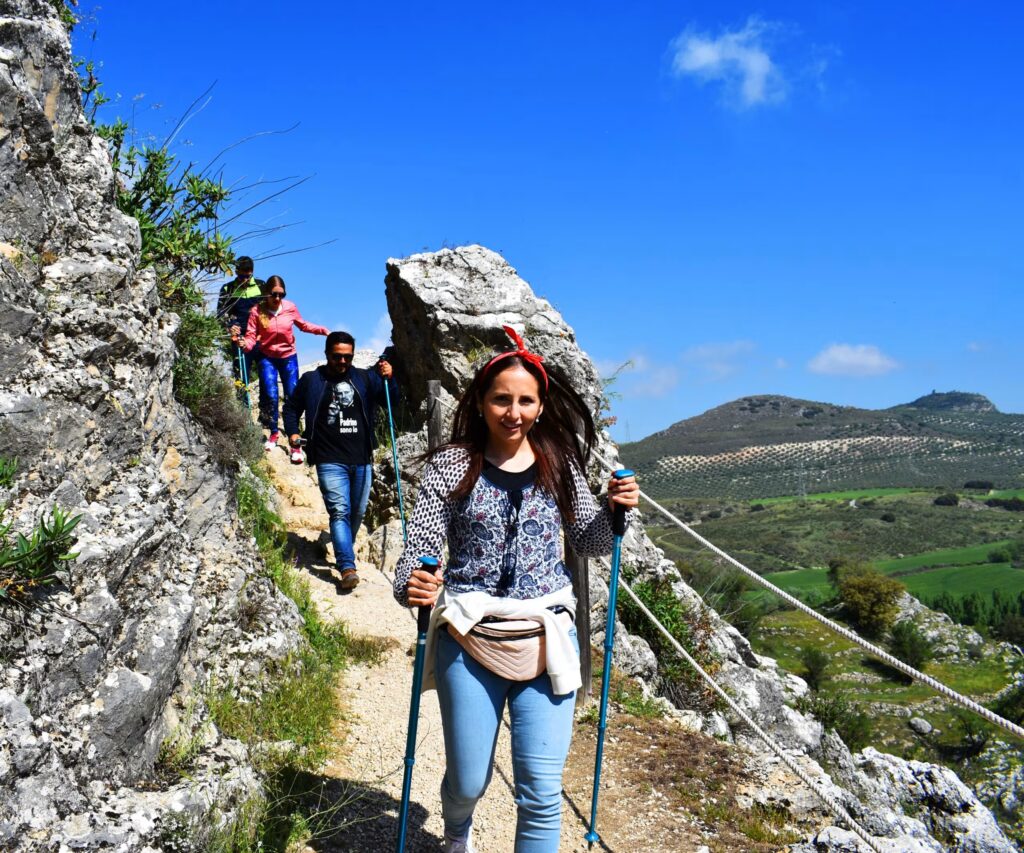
{"left": 618, "top": 570, "right": 722, "bottom": 712}
{"left": 0, "top": 456, "right": 18, "bottom": 489}
{"left": 49, "top": 0, "right": 78, "bottom": 30}
{"left": 596, "top": 358, "right": 633, "bottom": 430}
{"left": 0, "top": 506, "right": 81, "bottom": 624}
{"left": 76, "top": 54, "right": 260, "bottom": 464}
{"left": 94, "top": 114, "right": 245, "bottom": 453}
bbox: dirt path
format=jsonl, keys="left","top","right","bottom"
{"left": 264, "top": 443, "right": 773, "bottom": 853}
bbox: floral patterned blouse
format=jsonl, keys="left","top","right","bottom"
{"left": 392, "top": 447, "right": 622, "bottom": 607}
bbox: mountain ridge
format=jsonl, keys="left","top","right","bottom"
{"left": 621, "top": 391, "right": 1024, "bottom": 498}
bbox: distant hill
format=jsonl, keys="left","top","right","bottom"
{"left": 903, "top": 390, "right": 998, "bottom": 413}
{"left": 622, "top": 392, "right": 1024, "bottom": 499}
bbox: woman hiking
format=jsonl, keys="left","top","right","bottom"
{"left": 392, "top": 325, "right": 639, "bottom": 853}
{"left": 232, "top": 275, "right": 329, "bottom": 451}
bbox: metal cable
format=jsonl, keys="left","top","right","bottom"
{"left": 426, "top": 392, "right": 1002, "bottom": 846}
{"left": 591, "top": 448, "right": 1024, "bottom": 741}
{"left": 604, "top": 557, "right": 885, "bottom": 853}
{"left": 434, "top": 393, "right": 1021, "bottom": 736}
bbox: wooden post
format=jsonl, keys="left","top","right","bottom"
{"left": 569, "top": 548, "right": 592, "bottom": 701}
{"left": 427, "top": 380, "right": 443, "bottom": 451}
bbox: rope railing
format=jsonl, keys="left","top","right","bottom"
{"left": 591, "top": 447, "right": 1024, "bottom": 742}
{"left": 602, "top": 555, "right": 885, "bottom": 853}
{"left": 427, "top": 391, "right": 1023, "bottom": 737}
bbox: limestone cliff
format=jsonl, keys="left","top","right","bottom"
{"left": 0, "top": 2, "right": 302, "bottom": 847}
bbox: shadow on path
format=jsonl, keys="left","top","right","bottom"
{"left": 284, "top": 770, "right": 444, "bottom": 853}
{"left": 286, "top": 530, "right": 351, "bottom": 594}
{"left": 561, "top": 788, "right": 615, "bottom": 853}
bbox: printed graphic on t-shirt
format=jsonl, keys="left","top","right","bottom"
{"left": 328, "top": 381, "right": 359, "bottom": 435}
{"left": 314, "top": 372, "right": 371, "bottom": 465}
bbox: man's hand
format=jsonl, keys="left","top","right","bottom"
{"left": 230, "top": 324, "right": 241, "bottom": 337}
{"left": 378, "top": 359, "right": 393, "bottom": 379}
{"left": 289, "top": 434, "right": 301, "bottom": 447}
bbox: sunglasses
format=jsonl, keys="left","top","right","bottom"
{"left": 327, "top": 352, "right": 354, "bottom": 362}
{"left": 267, "top": 290, "right": 286, "bottom": 298}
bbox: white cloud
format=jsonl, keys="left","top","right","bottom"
{"left": 807, "top": 344, "right": 899, "bottom": 377}
{"left": 683, "top": 339, "right": 756, "bottom": 381}
{"left": 774, "top": 357, "right": 789, "bottom": 369}
{"left": 601, "top": 353, "right": 679, "bottom": 399}
{"left": 628, "top": 366, "right": 681, "bottom": 399}
{"left": 363, "top": 314, "right": 393, "bottom": 355}
{"left": 596, "top": 354, "right": 645, "bottom": 379}
{"left": 966, "top": 341, "right": 987, "bottom": 353}
{"left": 670, "top": 17, "right": 785, "bottom": 108}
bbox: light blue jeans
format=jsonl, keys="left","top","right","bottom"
{"left": 315, "top": 463, "right": 372, "bottom": 570}
{"left": 435, "top": 625, "right": 578, "bottom": 852}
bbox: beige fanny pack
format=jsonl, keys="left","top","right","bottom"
{"left": 449, "top": 610, "right": 573, "bottom": 681}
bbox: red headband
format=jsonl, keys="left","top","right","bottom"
{"left": 483, "top": 325, "right": 549, "bottom": 391}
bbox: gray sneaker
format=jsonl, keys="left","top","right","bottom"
{"left": 443, "top": 829, "right": 474, "bottom": 853}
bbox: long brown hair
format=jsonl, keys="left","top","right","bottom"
{"left": 257, "top": 276, "right": 286, "bottom": 330}
{"left": 431, "top": 354, "right": 596, "bottom": 522}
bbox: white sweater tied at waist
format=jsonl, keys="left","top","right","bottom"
{"left": 421, "top": 585, "right": 581, "bottom": 696}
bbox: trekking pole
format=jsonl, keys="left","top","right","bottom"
{"left": 585, "top": 469, "right": 633, "bottom": 848}
{"left": 236, "top": 344, "right": 251, "bottom": 410}
{"left": 381, "top": 362, "right": 408, "bottom": 541}
{"left": 396, "top": 555, "right": 438, "bottom": 853}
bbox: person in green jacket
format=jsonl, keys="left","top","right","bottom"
{"left": 216, "top": 255, "right": 268, "bottom": 413}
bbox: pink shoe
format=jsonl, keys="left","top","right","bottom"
{"left": 264, "top": 432, "right": 280, "bottom": 452}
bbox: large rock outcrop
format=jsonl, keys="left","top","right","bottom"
{"left": 0, "top": 3, "right": 301, "bottom": 848}
{"left": 379, "top": 244, "right": 1016, "bottom": 853}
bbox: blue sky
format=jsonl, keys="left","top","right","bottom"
{"left": 74, "top": 2, "right": 1022, "bottom": 442}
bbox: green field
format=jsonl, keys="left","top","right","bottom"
{"left": 899, "top": 562, "right": 1024, "bottom": 599}
{"left": 989, "top": 488, "right": 1024, "bottom": 499}
{"left": 758, "top": 539, "right": 1020, "bottom": 604}
{"left": 749, "top": 584, "right": 1023, "bottom": 843}
{"left": 760, "top": 560, "right": 1024, "bottom": 605}
{"left": 876, "top": 541, "right": 1014, "bottom": 574}
{"left": 756, "top": 487, "right": 928, "bottom": 506}
{"left": 753, "top": 567, "right": 829, "bottom": 601}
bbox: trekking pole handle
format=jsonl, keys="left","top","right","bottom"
{"left": 611, "top": 469, "right": 633, "bottom": 537}
{"left": 417, "top": 555, "right": 439, "bottom": 632}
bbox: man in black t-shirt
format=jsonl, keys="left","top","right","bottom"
{"left": 283, "top": 331, "right": 397, "bottom": 590}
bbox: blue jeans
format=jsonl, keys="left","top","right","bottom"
{"left": 315, "top": 463, "right": 372, "bottom": 571}
{"left": 257, "top": 354, "right": 300, "bottom": 433}
{"left": 435, "top": 626, "right": 578, "bottom": 852}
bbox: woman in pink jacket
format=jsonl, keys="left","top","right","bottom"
{"left": 232, "top": 275, "right": 329, "bottom": 450}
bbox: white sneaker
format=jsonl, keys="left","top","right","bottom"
{"left": 264, "top": 432, "right": 280, "bottom": 452}
{"left": 289, "top": 446, "right": 303, "bottom": 464}
{"left": 444, "top": 829, "right": 474, "bottom": 853}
